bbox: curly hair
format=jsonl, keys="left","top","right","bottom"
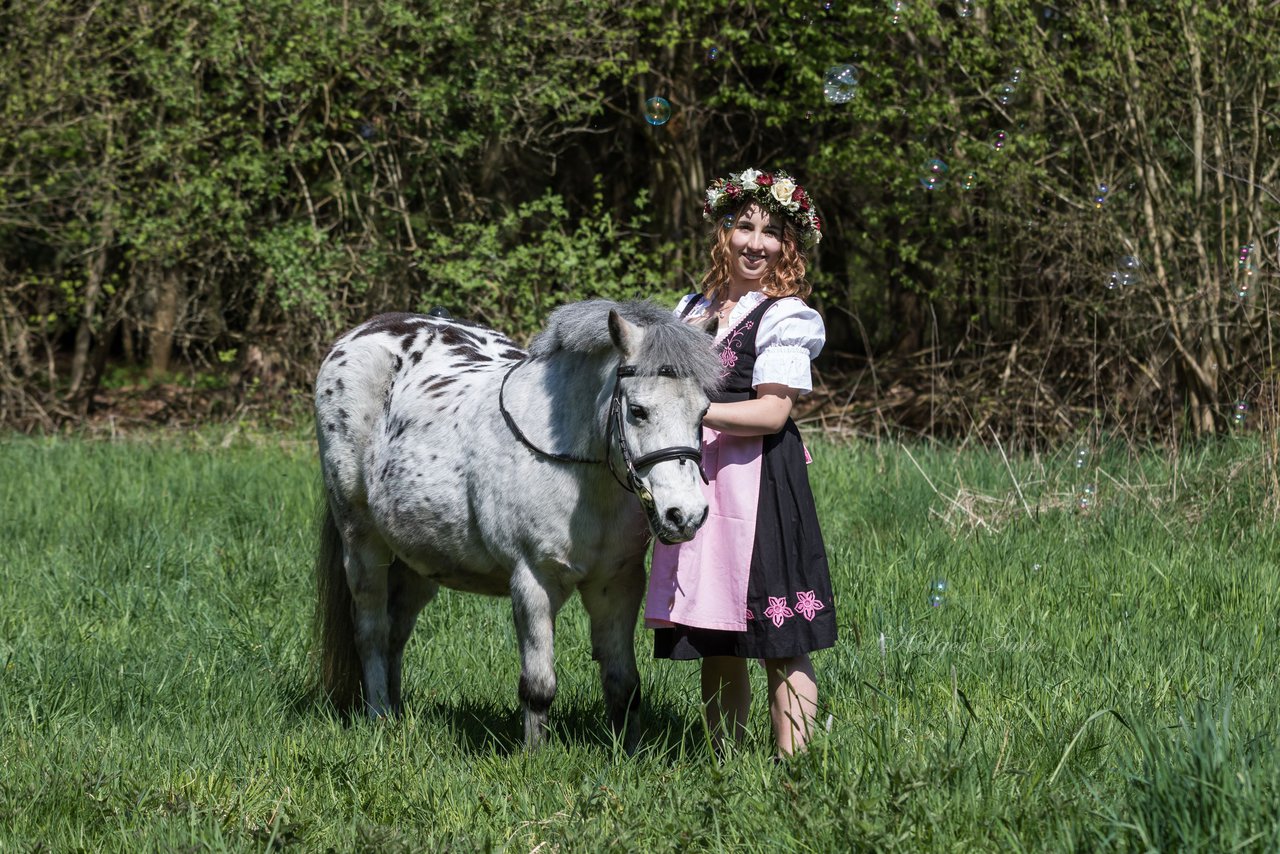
{"left": 698, "top": 201, "right": 811, "bottom": 303}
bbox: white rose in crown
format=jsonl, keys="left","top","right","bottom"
{"left": 738, "top": 168, "right": 762, "bottom": 190}
{"left": 771, "top": 178, "right": 796, "bottom": 206}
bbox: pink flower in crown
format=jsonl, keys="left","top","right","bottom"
{"left": 794, "top": 590, "right": 824, "bottom": 621}
{"left": 763, "top": 596, "right": 794, "bottom": 627}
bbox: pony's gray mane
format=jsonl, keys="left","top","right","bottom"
{"left": 529, "top": 299, "right": 721, "bottom": 394}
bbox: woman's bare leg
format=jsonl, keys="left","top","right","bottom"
{"left": 765, "top": 654, "right": 818, "bottom": 756}
{"left": 701, "top": 656, "right": 751, "bottom": 754}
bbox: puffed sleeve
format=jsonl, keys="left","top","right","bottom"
{"left": 752, "top": 298, "right": 825, "bottom": 393}
{"left": 673, "top": 293, "right": 712, "bottom": 319}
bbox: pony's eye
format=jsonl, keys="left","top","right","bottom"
{"left": 628, "top": 404, "right": 649, "bottom": 422}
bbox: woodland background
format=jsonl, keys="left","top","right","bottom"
{"left": 1, "top": 0, "right": 1276, "bottom": 442}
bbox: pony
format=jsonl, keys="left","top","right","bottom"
{"left": 314, "top": 300, "right": 720, "bottom": 747}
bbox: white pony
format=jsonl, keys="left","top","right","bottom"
{"left": 314, "top": 300, "right": 720, "bottom": 747}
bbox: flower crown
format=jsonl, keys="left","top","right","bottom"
{"left": 701, "top": 168, "right": 822, "bottom": 248}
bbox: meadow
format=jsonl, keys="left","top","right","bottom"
{"left": 1, "top": 429, "right": 1277, "bottom": 851}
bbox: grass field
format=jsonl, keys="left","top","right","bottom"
{"left": 1, "top": 429, "right": 1278, "bottom": 851}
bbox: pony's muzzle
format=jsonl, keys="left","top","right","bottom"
{"left": 656, "top": 504, "right": 708, "bottom": 545}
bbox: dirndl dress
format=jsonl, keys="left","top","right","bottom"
{"left": 646, "top": 293, "right": 837, "bottom": 660}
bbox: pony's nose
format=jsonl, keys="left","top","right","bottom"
{"left": 665, "top": 505, "right": 708, "bottom": 531}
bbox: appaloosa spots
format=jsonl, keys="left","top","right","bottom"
{"left": 450, "top": 344, "right": 491, "bottom": 363}
{"left": 351, "top": 312, "right": 431, "bottom": 341}
{"left": 421, "top": 377, "right": 458, "bottom": 395}
{"left": 440, "top": 325, "right": 484, "bottom": 347}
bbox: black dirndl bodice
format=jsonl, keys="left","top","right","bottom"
{"left": 654, "top": 296, "right": 837, "bottom": 660}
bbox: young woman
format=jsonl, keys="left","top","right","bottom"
{"left": 645, "top": 168, "right": 836, "bottom": 757}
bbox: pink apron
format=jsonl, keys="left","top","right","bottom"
{"left": 644, "top": 426, "right": 762, "bottom": 632}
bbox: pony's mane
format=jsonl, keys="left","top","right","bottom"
{"left": 529, "top": 299, "right": 721, "bottom": 394}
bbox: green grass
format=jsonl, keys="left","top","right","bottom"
{"left": 1, "top": 430, "right": 1278, "bottom": 851}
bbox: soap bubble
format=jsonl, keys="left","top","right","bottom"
{"left": 1108, "top": 254, "right": 1140, "bottom": 289}
{"left": 1077, "top": 483, "right": 1095, "bottom": 511}
{"left": 1009, "top": 66, "right": 1023, "bottom": 85}
{"left": 919, "top": 158, "right": 949, "bottom": 190}
{"left": 890, "top": 0, "right": 906, "bottom": 24}
{"left": 996, "top": 82, "right": 1016, "bottom": 106}
{"left": 927, "top": 578, "right": 948, "bottom": 607}
{"left": 960, "top": 171, "right": 977, "bottom": 191}
{"left": 1237, "top": 243, "right": 1257, "bottom": 298}
{"left": 992, "top": 130, "right": 1008, "bottom": 151}
{"left": 957, "top": 0, "right": 974, "bottom": 17}
{"left": 1232, "top": 400, "right": 1249, "bottom": 426}
{"left": 823, "top": 64, "right": 859, "bottom": 103}
{"left": 1074, "top": 447, "right": 1089, "bottom": 468}
{"left": 705, "top": 46, "right": 720, "bottom": 63}
{"left": 1094, "top": 183, "right": 1109, "bottom": 208}
{"left": 1117, "top": 255, "right": 1141, "bottom": 286}
{"left": 644, "top": 97, "right": 671, "bottom": 126}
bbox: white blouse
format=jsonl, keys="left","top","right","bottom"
{"left": 675, "top": 291, "right": 825, "bottom": 393}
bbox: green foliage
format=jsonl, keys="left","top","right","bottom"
{"left": 415, "top": 186, "right": 675, "bottom": 338}
{"left": 0, "top": 0, "right": 1276, "bottom": 437}
{"left": 0, "top": 435, "right": 1278, "bottom": 849}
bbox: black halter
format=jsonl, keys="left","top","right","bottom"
{"left": 498, "top": 361, "right": 707, "bottom": 518}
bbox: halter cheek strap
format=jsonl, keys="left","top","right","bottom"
{"left": 606, "top": 366, "right": 708, "bottom": 499}
{"left": 499, "top": 361, "right": 708, "bottom": 507}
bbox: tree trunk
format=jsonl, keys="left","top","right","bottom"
{"left": 148, "top": 266, "right": 184, "bottom": 378}
{"left": 67, "top": 210, "right": 114, "bottom": 402}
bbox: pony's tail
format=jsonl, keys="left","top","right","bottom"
{"left": 314, "top": 497, "right": 362, "bottom": 714}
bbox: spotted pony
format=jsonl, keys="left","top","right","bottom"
{"left": 314, "top": 300, "right": 720, "bottom": 747}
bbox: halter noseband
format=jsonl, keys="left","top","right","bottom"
{"left": 499, "top": 361, "right": 707, "bottom": 518}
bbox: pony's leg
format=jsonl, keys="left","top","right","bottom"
{"left": 343, "top": 534, "right": 395, "bottom": 718}
{"left": 510, "top": 564, "right": 568, "bottom": 748}
{"left": 386, "top": 559, "right": 438, "bottom": 714}
{"left": 579, "top": 563, "right": 645, "bottom": 752}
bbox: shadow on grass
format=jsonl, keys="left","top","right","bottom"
{"left": 279, "top": 674, "right": 707, "bottom": 760}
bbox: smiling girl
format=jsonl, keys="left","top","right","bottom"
{"left": 645, "top": 168, "right": 835, "bottom": 758}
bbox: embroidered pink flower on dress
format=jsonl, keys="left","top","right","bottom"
{"left": 717, "top": 321, "right": 754, "bottom": 380}
{"left": 745, "top": 608, "right": 755, "bottom": 621}
{"left": 763, "top": 596, "right": 794, "bottom": 627}
{"left": 795, "top": 590, "right": 824, "bottom": 621}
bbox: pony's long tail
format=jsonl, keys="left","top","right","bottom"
{"left": 315, "top": 498, "right": 362, "bottom": 713}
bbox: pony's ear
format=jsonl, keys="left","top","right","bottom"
{"left": 700, "top": 315, "right": 719, "bottom": 337}
{"left": 607, "top": 309, "right": 642, "bottom": 359}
